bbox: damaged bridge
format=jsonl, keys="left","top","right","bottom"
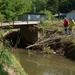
{"left": 0, "top": 21, "right": 40, "bottom": 44}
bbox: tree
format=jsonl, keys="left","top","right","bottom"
{"left": 0, "top": 0, "right": 32, "bottom": 20}
{"left": 60, "top": 0, "right": 75, "bottom": 13}
{"left": 1, "top": 0, "right": 75, "bottom": 20}
{"left": 31, "top": 0, "right": 48, "bottom": 12}
{"left": 46, "top": 0, "right": 58, "bottom": 14}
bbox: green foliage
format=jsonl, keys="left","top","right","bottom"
{"left": 0, "top": 12, "right": 5, "bottom": 20}
{"left": 31, "top": 0, "right": 48, "bottom": 12}
{"left": 43, "top": 45, "right": 52, "bottom": 54}
{"left": 46, "top": 0, "right": 58, "bottom": 14}
{"left": 0, "top": 46, "right": 14, "bottom": 66}
{"left": 0, "top": 64, "right": 8, "bottom": 75}
{"left": 40, "top": 20, "right": 50, "bottom": 26}
{"left": 39, "top": 20, "right": 50, "bottom": 34}
{"left": 0, "top": 0, "right": 32, "bottom": 20}
{"left": 0, "top": 44, "right": 28, "bottom": 75}
{"left": 2, "top": 26, "right": 13, "bottom": 29}
{"left": 60, "top": 0, "right": 75, "bottom": 13}
{"left": 0, "top": 0, "right": 75, "bottom": 20}
{"left": 40, "top": 10, "right": 54, "bottom": 19}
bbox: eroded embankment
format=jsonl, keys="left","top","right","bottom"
{"left": 3, "top": 29, "right": 26, "bottom": 48}
{"left": 49, "top": 37, "right": 75, "bottom": 60}
{"left": 3, "top": 29, "right": 75, "bottom": 60}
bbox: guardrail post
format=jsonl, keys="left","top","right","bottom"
{"left": 13, "top": 20, "right": 14, "bottom": 25}
{"left": 1, "top": 21, "right": 2, "bottom": 27}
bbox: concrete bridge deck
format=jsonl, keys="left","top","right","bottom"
{"left": 0, "top": 21, "right": 40, "bottom": 27}
{"left": 1, "top": 20, "right": 40, "bottom": 44}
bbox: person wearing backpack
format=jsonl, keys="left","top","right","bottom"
{"left": 63, "top": 18, "right": 69, "bottom": 34}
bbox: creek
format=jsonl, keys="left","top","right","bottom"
{"left": 13, "top": 48, "right": 75, "bottom": 75}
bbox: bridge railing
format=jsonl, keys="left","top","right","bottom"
{"left": 0, "top": 21, "right": 14, "bottom": 27}
{"left": 0, "top": 20, "right": 40, "bottom": 27}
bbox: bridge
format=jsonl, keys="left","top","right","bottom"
{"left": 1, "top": 20, "right": 40, "bottom": 44}
{"left": 0, "top": 21, "right": 40, "bottom": 27}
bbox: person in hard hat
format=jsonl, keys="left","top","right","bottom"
{"left": 68, "top": 17, "right": 75, "bottom": 35}
{"left": 63, "top": 18, "right": 69, "bottom": 34}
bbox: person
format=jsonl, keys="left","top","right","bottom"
{"left": 63, "top": 18, "right": 69, "bottom": 34}
{"left": 68, "top": 17, "right": 75, "bottom": 35}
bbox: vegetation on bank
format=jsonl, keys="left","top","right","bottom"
{"left": 26, "top": 19, "right": 75, "bottom": 60}
{"left": 0, "top": 43, "right": 28, "bottom": 75}
{"left": 0, "top": 29, "right": 28, "bottom": 75}
{"left": 44, "top": 20, "right": 75, "bottom": 59}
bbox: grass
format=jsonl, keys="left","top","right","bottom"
{"left": 39, "top": 19, "right": 64, "bottom": 32}
{"left": 0, "top": 43, "right": 28, "bottom": 75}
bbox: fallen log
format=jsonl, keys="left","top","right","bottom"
{"left": 26, "top": 36, "right": 61, "bottom": 49}
{"left": 26, "top": 30, "right": 59, "bottom": 49}
{"left": 26, "top": 38, "right": 50, "bottom": 49}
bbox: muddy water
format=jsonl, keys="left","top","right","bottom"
{"left": 13, "top": 49, "right": 75, "bottom": 75}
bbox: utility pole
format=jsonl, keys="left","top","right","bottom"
{"left": 34, "top": 6, "right": 36, "bottom": 13}
{"left": 58, "top": 0, "right": 61, "bottom": 20}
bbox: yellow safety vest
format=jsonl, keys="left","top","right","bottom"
{"left": 69, "top": 20, "right": 75, "bottom": 28}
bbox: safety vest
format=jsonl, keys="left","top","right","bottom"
{"left": 69, "top": 20, "right": 75, "bottom": 28}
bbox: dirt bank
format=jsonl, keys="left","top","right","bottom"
{"left": 3, "top": 29, "right": 75, "bottom": 60}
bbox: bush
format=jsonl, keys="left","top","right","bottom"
{"left": 0, "top": 12, "right": 5, "bottom": 21}
{"left": 40, "top": 10, "right": 54, "bottom": 20}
